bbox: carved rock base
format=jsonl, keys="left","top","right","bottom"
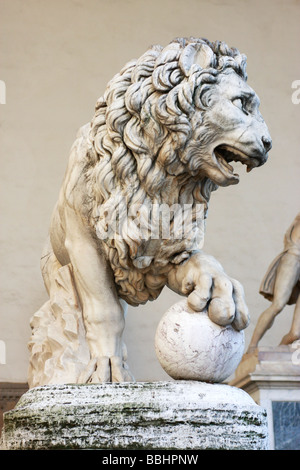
{"left": 1, "top": 381, "right": 269, "bottom": 450}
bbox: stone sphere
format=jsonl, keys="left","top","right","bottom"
{"left": 155, "top": 299, "right": 245, "bottom": 383}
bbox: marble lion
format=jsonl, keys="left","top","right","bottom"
{"left": 29, "top": 37, "right": 272, "bottom": 385}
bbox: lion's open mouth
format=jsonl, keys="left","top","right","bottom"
{"left": 214, "top": 144, "right": 261, "bottom": 181}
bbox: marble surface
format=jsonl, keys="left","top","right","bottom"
{"left": 230, "top": 344, "right": 300, "bottom": 449}
{"left": 232, "top": 344, "right": 300, "bottom": 383}
{"left": 1, "top": 382, "right": 269, "bottom": 450}
{"left": 29, "top": 37, "right": 271, "bottom": 386}
{"left": 155, "top": 299, "right": 244, "bottom": 382}
{"left": 272, "top": 401, "right": 300, "bottom": 450}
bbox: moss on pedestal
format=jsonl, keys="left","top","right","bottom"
{"left": 1, "top": 381, "right": 269, "bottom": 450}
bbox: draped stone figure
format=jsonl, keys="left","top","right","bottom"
{"left": 247, "top": 212, "right": 300, "bottom": 353}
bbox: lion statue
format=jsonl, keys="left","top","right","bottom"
{"left": 28, "top": 37, "right": 272, "bottom": 386}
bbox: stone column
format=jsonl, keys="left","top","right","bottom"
{"left": 230, "top": 344, "right": 300, "bottom": 450}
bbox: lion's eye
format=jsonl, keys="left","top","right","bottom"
{"left": 232, "top": 97, "right": 249, "bottom": 115}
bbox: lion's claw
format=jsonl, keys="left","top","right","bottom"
{"left": 169, "top": 251, "right": 250, "bottom": 332}
{"left": 78, "top": 356, "right": 135, "bottom": 383}
{"left": 188, "top": 274, "right": 249, "bottom": 331}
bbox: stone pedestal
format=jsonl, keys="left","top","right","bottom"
{"left": 1, "top": 381, "right": 268, "bottom": 450}
{"left": 230, "top": 345, "right": 300, "bottom": 450}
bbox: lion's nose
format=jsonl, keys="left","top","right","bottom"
{"left": 262, "top": 136, "right": 272, "bottom": 153}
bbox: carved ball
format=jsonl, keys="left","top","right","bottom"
{"left": 155, "top": 299, "right": 244, "bottom": 383}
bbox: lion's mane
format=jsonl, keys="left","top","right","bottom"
{"left": 84, "top": 37, "right": 247, "bottom": 306}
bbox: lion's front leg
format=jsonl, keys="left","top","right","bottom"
{"left": 167, "top": 251, "right": 250, "bottom": 331}
{"left": 64, "top": 207, "right": 134, "bottom": 383}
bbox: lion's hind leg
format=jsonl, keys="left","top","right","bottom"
{"left": 63, "top": 206, "right": 134, "bottom": 383}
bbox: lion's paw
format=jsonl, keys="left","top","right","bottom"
{"left": 168, "top": 251, "right": 250, "bottom": 332}
{"left": 78, "top": 356, "right": 135, "bottom": 383}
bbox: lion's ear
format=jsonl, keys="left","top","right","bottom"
{"left": 179, "top": 43, "right": 214, "bottom": 76}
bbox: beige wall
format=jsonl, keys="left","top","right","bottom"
{"left": 0, "top": 0, "right": 299, "bottom": 383}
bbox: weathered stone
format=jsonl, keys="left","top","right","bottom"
{"left": 247, "top": 212, "right": 300, "bottom": 353}
{"left": 155, "top": 299, "right": 244, "bottom": 382}
{"left": 29, "top": 37, "right": 271, "bottom": 387}
{"left": 231, "top": 344, "right": 300, "bottom": 449}
{"left": 1, "top": 382, "right": 269, "bottom": 450}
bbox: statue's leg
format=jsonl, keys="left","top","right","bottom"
{"left": 63, "top": 206, "right": 134, "bottom": 383}
{"left": 280, "top": 293, "right": 300, "bottom": 345}
{"left": 247, "top": 253, "right": 300, "bottom": 353}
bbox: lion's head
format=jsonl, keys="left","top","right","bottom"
{"left": 84, "top": 37, "right": 271, "bottom": 305}
{"left": 181, "top": 64, "right": 271, "bottom": 187}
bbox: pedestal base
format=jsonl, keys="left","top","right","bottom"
{"left": 1, "top": 381, "right": 268, "bottom": 450}
{"left": 230, "top": 345, "right": 300, "bottom": 450}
